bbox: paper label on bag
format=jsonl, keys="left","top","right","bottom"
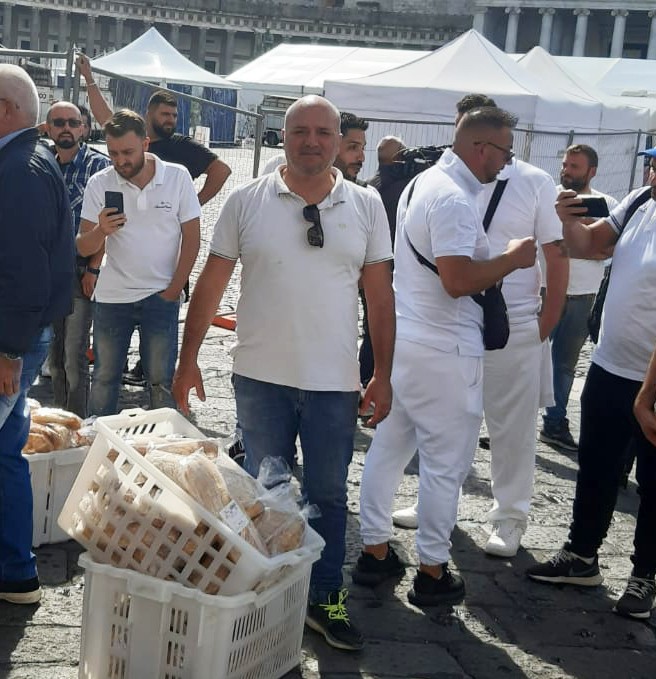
{"left": 219, "top": 500, "right": 249, "bottom": 534}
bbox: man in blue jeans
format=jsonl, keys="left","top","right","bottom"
{"left": 77, "top": 109, "right": 201, "bottom": 416}
{"left": 540, "top": 144, "right": 617, "bottom": 451}
{"left": 173, "top": 95, "right": 395, "bottom": 652}
{"left": 0, "top": 65, "right": 75, "bottom": 604}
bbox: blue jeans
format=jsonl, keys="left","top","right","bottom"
{"left": 0, "top": 327, "right": 52, "bottom": 581}
{"left": 49, "top": 276, "right": 92, "bottom": 418}
{"left": 233, "top": 374, "right": 359, "bottom": 598}
{"left": 544, "top": 293, "right": 595, "bottom": 427}
{"left": 90, "top": 294, "right": 180, "bottom": 416}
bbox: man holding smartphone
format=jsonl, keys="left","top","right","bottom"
{"left": 45, "top": 101, "right": 110, "bottom": 418}
{"left": 77, "top": 109, "right": 201, "bottom": 415}
{"left": 540, "top": 144, "right": 618, "bottom": 452}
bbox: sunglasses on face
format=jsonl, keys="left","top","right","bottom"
{"left": 303, "top": 204, "right": 324, "bottom": 248}
{"left": 474, "top": 140, "right": 515, "bottom": 162}
{"left": 51, "top": 118, "right": 82, "bottom": 128}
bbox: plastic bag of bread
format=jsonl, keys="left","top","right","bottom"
{"left": 214, "top": 453, "right": 265, "bottom": 519}
{"left": 23, "top": 422, "right": 73, "bottom": 453}
{"left": 148, "top": 436, "right": 220, "bottom": 459}
{"left": 26, "top": 397, "right": 41, "bottom": 411}
{"left": 31, "top": 407, "right": 83, "bottom": 430}
{"left": 253, "top": 506, "right": 306, "bottom": 555}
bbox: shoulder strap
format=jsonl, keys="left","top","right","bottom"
{"left": 482, "top": 179, "right": 508, "bottom": 232}
{"left": 618, "top": 187, "right": 652, "bottom": 235}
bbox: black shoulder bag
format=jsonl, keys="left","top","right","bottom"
{"left": 587, "top": 187, "right": 651, "bottom": 343}
{"left": 403, "top": 177, "right": 510, "bottom": 350}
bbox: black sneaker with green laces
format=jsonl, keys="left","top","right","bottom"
{"left": 352, "top": 544, "right": 405, "bottom": 586}
{"left": 526, "top": 548, "right": 603, "bottom": 586}
{"left": 614, "top": 575, "right": 656, "bottom": 619}
{"left": 306, "top": 589, "right": 364, "bottom": 651}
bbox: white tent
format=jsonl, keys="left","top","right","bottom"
{"left": 517, "top": 47, "right": 652, "bottom": 131}
{"left": 226, "top": 43, "right": 428, "bottom": 113}
{"left": 324, "top": 30, "right": 627, "bottom": 133}
{"left": 92, "top": 27, "right": 239, "bottom": 90}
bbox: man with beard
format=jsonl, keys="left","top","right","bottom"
{"left": 45, "top": 101, "right": 110, "bottom": 417}
{"left": 334, "top": 112, "right": 368, "bottom": 185}
{"left": 527, "top": 149, "right": 656, "bottom": 622}
{"left": 540, "top": 144, "right": 618, "bottom": 451}
{"left": 77, "top": 109, "right": 201, "bottom": 415}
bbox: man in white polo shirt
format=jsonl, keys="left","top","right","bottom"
{"left": 172, "top": 95, "right": 395, "bottom": 652}
{"left": 77, "top": 109, "right": 201, "bottom": 416}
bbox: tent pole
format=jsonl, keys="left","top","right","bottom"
{"left": 63, "top": 46, "right": 75, "bottom": 102}
{"left": 629, "top": 130, "right": 643, "bottom": 193}
{"left": 253, "top": 115, "right": 264, "bottom": 178}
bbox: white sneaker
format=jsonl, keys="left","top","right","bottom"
{"left": 485, "top": 519, "right": 526, "bottom": 557}
{"left": 392, "top": 502, "right": 418, "bottom": 529}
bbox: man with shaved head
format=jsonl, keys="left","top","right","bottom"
{"left": 173, "top": 94, "right": 395, "bottom": 651}
{"left": 0, "top": 65, "right": 75, "bottom": 604}
{"left": 45, "top": 100, "right": 110, "bottom": 418}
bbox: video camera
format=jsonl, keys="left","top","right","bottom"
{"left": 394, "top": 145, "right": 449, "bottom": 179}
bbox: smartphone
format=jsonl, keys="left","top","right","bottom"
{"left": 578, "top": 195, "right": 609, "bottom": 219}
{"left": 105, "top": 191, "right": 124, "bottom": 215}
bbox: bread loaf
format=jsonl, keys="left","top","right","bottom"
{"left": 31, "top": 407, "right": 83, "bottom": 430}
{"left": 253, "top": 508, "right": 305, "bottom": 555}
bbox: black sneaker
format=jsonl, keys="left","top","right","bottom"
{"left": 306, "top": 589, "right": 363, "bottom": 651}
{"left": 614, "top": 575, "right": 656, "bottom": 619}
{"left": 122, "top": 360, "right": 146, "bottom": 387}
{"left": 539, "top": 420, "right": 578, "bottom": 452}
{"left": 526, "top": 548, "right": 603, "bottom": 586}
{"left": 352, "top": 544, "right": 405, "bottom": 586}
{"left": 0, "top": 576, "right": 42, "bottom": 604}
{"left": 407, "top": 565, "right": 465, "bottom": 607}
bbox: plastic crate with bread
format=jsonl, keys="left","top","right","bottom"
{"left": 57, "top": 408, "right": 324, "bottom": 595}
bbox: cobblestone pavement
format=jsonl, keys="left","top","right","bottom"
{"left": 2, "top": 318, "right": 654, "bottom": 679}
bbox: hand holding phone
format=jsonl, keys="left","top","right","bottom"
{"left": 577, "top": 195, "right": 610, "bottom": 219}
{"left": 99, "top": 191, "right": 126, "bottom": 234}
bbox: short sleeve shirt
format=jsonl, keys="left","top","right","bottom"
{"left": 210, "top": 168, "right": 392, "bottom": 391}
{"left": 149, "top": 134, "right": 217, "bottom": 179}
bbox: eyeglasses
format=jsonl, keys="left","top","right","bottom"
{"left": 474, "top": 140, "right": 515, "bottom": 162}
{"left": 303, "top": 204, "right": 324, "bottom": 248}
{"left": 51, "top": 118, "right": 82, "bottom": 128}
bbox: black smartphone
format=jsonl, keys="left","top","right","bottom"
{"left": 105, "top": 191, "right": 124, "bottom": 215}
{"left": 578, "top": 195, "right": 609, "bottom": 219}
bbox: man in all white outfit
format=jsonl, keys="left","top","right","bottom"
{"left": 352, "top": 107, "right": 537, "bottom": 605}
{"left": 480, "top": 159, "right": 568, "bottom": 557}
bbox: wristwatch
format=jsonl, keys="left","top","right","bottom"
{"left": 0, "top": 351, "right": 21, "bottom": 361}
{"left": 86, "top": 266, "right": 101, "bottom": 275}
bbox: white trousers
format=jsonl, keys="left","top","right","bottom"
{"left": 359, "top": 338, "right": 484, "bottom": 565}
{"left": 484, "top": 318, "right": 545, "bottom": 523}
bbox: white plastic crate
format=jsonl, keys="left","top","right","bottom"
{"left": 26, "top": 446, "right": 88, "bottom": 547}
{"left": 58, "top": 408, "right": 324, "bottom": 595}
{"left": 78, "top": 551, "right": 315, "bottom": 679}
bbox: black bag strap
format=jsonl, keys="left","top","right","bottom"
{"left": 617, "top": 186, "right": 651, "bottom": 237}
{"left": 482, "top": 180, "right": 508, "bottom": 232}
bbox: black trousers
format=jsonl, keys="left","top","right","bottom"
{"left": 567, "top": 363, "right": 656, "bottom": 578}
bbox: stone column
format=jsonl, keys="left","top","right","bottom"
{"left": 504, "top": 7, "right": 521, "bottom": 53}
{"left": 2, "top": 3, "right": 13, "bottom": 47}
{"left": 648, "top": 11, "right": 656, "bottom": 60}
{"left": 610, "top": 9, "right": 628, "bottom": 58}
{"left": 472, "top": 8, "right": 487, "bottom": 36}
{"left": 197, "top": 26, "right": 207, "bottom": 66}
{"left": 58, "top": 11, "right": 68, "bottom": 51}
{"left": 223, "top": 29, "right": 235, "bottom": 74}
{"left": 572, "top": 8, "right": 590, "bottom": 56}
{"left": 86, "top": 15, "right": 96, "bottom": 56}
{"left": 115, "top": 18, "right": 124, "bottom": 49}
{"left": 30, "top": 7, "right": 40, "bottom": 50}
{"left": 170, "top": 24, "right": 180, "bottom": 47}
{"left": 539, "top": 8, "right": 555, "bottom": 51}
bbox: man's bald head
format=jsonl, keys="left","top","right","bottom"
{"left": 377, "top": 136, "right": 405, "bottom": 166}
{"left": 0, "top": 64, "right": 39, "bottom": 134}
{"left": 284, "top": 95, "right": 340, "bottom": 132}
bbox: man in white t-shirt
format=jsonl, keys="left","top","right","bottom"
{"left": 527, "top": 149, "right": 656, "bottom": 622}
{"left": 172, "top": 95, "right": 395, "bottom": 652}
{"left": 353, "top": 108, "right": 536, "bottom": 606}
{"left": 77, "top": 110, "right": 201, "bottom": 415}
{"left": 540, "top": 144, "right": 618, "bottom": 451}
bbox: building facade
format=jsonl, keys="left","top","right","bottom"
{"left": 0, "top": 1, "right": 653, "bottom": 76}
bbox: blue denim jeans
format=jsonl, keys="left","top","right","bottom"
{"left": 544, "top": 293, "right": 595, "bottom": 427}
{"left": 0, "top": 327, "right": 52, "bottom": 581}
{"left": 233, "top": 374, "right": 359, "bottom": 598}
{"left": 49, "top": 276, "right": 92, "bottom": 418}
{"left": 90, "top": 294, "right": 180, "bottom": 416}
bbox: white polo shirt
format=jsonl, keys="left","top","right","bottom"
{"left": 81, "top": 153, "right": 201, "bottom": 304}
{"left": 592, "top": 188, "right": 656, "bottom": 381}
{"left": 394, "top": 148, "right": 489, "bottom": 357}
{"left": 478, "top": 160, "right": 562, "bottom": 324}
{"left": 210, "top": 167, "right": 392, "bottom": 391}
{"left": 563, "top": 187, "right": 619, "bottom": 295}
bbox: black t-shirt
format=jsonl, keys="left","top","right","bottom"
{"left": 148, "top": 133, "right": 217, "bottom": 179}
